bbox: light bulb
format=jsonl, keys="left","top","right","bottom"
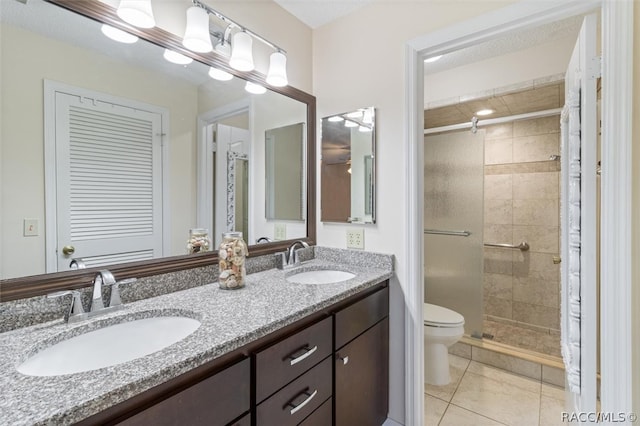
{"left": 117, "top": 0, "right": 155, "bottom": 29}
{"left": 245, "top": 81, "right": 266, "bottom": 94}
{"left": 359, "top": 125, "right": 372, "bottom": 132}
{"left": 183, "top": 6, "right": 213, "bottom": 53}
{"left": 266, "top": 51, "right": 288, "bottom": 87}
{"left": 328, "top": 116, "right": 344, "bottom": 122}
{"left": 229, "top": 32, "right": 254, "bottom": 72}
{"left": 163, "top": 49, "right": 193, "bottom": 65}
{"left": 345, "top": 120, "right": 358, "bottom": 128}
{"left": 101, "top": 24, "right": 138, "bottom": 44}
{"left": 209, "top": 67, "right": 233, "bottom": 81}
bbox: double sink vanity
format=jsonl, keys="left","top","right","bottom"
{"left": 0, "top": 247, "right": 393, "bottom": 425}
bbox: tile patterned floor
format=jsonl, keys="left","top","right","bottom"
{"left": 425, "top": 355, "right": 566, "bottom": 426}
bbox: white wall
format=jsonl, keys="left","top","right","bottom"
{"left": 312, "top": 1, "right": 518, "bottom": 422}
{"left": 632, "top": 0, "right": 640, "bottom": 416}
{"left": 424, "top": 35, "right": 576, "bottom": 105}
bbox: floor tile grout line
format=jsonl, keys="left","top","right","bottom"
{"left": 448, "top": 401, "right": 512, "bottom": 426}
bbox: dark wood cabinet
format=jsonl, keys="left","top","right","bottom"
{"left": 116, "top": 357, "right": 250, "bottom": 426}
{"left": 83, "top": 281, "right": 389, "bottom": 426}
{"left": 256, "top": 357, "right": 333, "bottom": 426}
{"left": 255, "top": 316, "right": 332, "bottom": 403}
{"left": 334, "top": 318, "right": 389, "bottom": 426}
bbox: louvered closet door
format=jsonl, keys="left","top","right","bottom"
{"left": 55, "top": 91, "right": 163, "bottom": 270}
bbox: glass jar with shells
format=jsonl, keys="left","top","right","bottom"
{"left": 187, "top": 228, "right": 211, "bottom": 254}
{"left": 218, "top": 231, "right": 249, "bottom": 290}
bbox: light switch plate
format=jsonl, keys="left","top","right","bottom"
{"left": 346, "top": 228, "right": 364, "bottom": 249}
{"left": 23, "top": 218, "right": 39, "bottom": 236}
{"left": 274, "top": 223, "right": 286, "bottom": 240}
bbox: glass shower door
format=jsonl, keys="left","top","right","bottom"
{"left": 424, "top": 130, "right": 485, "bottom": 338}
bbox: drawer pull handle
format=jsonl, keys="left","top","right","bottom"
{"left": 288, "top": 345, "right": 318, "bottom": 366}
{"left": 339, "top": 355, "right": 349, "bottom": 365}
{"left": 288, "top": 389, "right": 318, "bottom": 415}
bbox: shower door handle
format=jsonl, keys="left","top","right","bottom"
{"left": 424, "top": 229, "right": 471, "bottom": 237}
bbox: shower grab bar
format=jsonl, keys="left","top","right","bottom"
{"left": 484, "top": 241, "right": 530, "bottom": 251}
{"left": 424, "top": 229, "right": 471, "bottom": 237}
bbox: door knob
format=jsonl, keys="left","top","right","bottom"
{"left": 62, "top": 245, "right": 75, "bottom": 255}
{"left": 553, "top": 256, "right": 561, "bottom": 264}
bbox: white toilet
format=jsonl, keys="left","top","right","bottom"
{"left": 423, "top": 303, "right": 465, "bottom": 386}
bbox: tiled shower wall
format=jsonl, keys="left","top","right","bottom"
{"left": 482, "top": 115, "right": 562, "bottom": 357}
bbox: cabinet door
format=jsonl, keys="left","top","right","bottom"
{"left": 117, "top": 358, "right": 250, "bottom": 426}
{"left": 335, "top": 318, "right": 389, "bottom": 426}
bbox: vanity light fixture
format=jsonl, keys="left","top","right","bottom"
{"left": 183, "top": 5, "right": 213, "bottom": 53}
{"left": 328, "top": 116, "right": 344, "bottom": 122}
{"left": 163, "top": 49, "right": 193, "bottom": 65}
{"left": 344, "top": 120, "right": 358, "bottom": 128}
{"left": 229, "top": 31, "right": 254, "bottom": 71}
{"left": 178, "top": 0, "right": 288, "bottom": 85}
{"left": 358, "top": 125, "right": 372, "bottom": 133}
{"left": 245, "top": 81, "right": 267, "bottom": 94}
{"left": 117, "top": 0, "right": 155, "bottom": 29}
{"left": 266, "top": 51, "right": 288, "bottom": 87}
{"left": 209, "top": 66, "right": 234, "bottom": 81}
{"left": 476, "top": 109, "right": 494, "bottom": 116}
{"left": 362, "top": 108, "right": 373, "bottom": 125}
{"left": 101, "top": 24, "right": 138, "bottom": 44}
{"left": 346, "top": 110, "right": 363, "bottom": 119}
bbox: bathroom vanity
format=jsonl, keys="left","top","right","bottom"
{"left": 0, "top": 249, "right": 393, "bottom": 425}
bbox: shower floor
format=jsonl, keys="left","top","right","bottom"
{"left": 483, "top": 318, "right": 561, "bottom": 358}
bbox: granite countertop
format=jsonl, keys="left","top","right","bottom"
{"left": 0, "top": 251, "right": 393, "bottom": 425}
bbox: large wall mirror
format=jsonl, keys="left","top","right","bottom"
{"left": 321, "top": 107, "right": 375, "bottom": 224}
{"left": 0, "top": 0, "right": 316, "bottom": 300}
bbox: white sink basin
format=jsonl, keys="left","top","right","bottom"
{"left": 286, "top": 270, "right": 355, "bottom": 285}
{"left": 17, "top": 316, "right": 201, "bottom": 376}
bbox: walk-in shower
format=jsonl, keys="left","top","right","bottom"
{"left": 424, "top": 81, "right": 564, "bottom": 360}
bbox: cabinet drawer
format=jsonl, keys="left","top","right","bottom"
{"left": 256, "top": 356, "right": 332, "bottom": 426}
{"left": 299, "top": 397, "right": 332, "bottom": 426}
{"left": 229, "top": 413, "right": 250, "bottom": 426}
{"left": 255, "top": 316, "right": 332, "bottom": 402}
{"left": 335, "top": 286, "right": 388, "bottom": 349}
{"left": 117, "top": 358, "right": 250, "bottom": 426}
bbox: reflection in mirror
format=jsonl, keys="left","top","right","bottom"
{"left": 321, "top": 107, "right": 376, "bottom": 224}
{"left": 0, "top": 0, "right": 309, "bottom": 280}
{"left": 265, "top": 123, "right": 305, "bottom": 222}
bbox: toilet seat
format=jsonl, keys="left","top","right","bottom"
{"left": 424, "top": 303, "right": 464, "bottom": 328}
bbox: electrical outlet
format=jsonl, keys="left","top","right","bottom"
{"left": 346, "top": 228, "right": 364, "bottom": 249}
{"left": 274, "top": 223, "right": 286, "bottom": 240}
{"left": 23, "top": 218, "right": 39, "bottom": 236}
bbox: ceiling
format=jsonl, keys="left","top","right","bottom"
{"left": 273, "top": 0, "right": 374, "bottom": 29}
{"left": 424, "top": 81, "right": 564, "bottom": 129}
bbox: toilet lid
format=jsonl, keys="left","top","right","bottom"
{"left": 423, "top": 303, "right": 465, "bottom": 327}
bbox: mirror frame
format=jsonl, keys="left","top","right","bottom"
{"left": 0, "top": 0, "right": 316, "bottom": 302}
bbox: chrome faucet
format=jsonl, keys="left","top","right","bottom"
{"left": 69, "top": 258, "right": 86, "bottom": 269}
{"left": 286, "top": 241, "right": 309, "bottom": 266}
{"left": 91, "top": 270, "right": 115, "bottom": 312}
{"left": 47, "top": 270, "right": 136, "bottom": 323}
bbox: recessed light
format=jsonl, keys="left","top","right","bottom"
{"left": 101, "top": 24, "right": 138, "bottom": 44}
{"left": 424, "top": 55, "right": 443, "bottom": 63}
{"left": 476, "top": 109, "right": 494, "bottom": 116}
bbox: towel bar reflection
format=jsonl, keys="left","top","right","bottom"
{"left": 484, "top": 241, "right": 530, "bottom": 251}
{"left": 424, "top": 229, "right": 471, "bottom": 237}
